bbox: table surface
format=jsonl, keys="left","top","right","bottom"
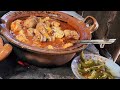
{"left": 0, "top": 11, "right": 100, "bottom": 79}
{"left": 0, "top": 44, "right": 99, "bottom": 79}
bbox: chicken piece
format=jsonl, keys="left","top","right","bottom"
{"left": 52, "top": 27, "right": 64, "bottom": 39}
{"left": 16, "top": 30, "right": 28, "bottom": 43}
{"left": 38, "top": 17, "right": 50, "bottom": 23}
{"left": 50, "top": 36, "right": 55, "bottom": 41}
{"left": 53, "top": 30, "right": 64, "bottom": 39}
{"left": 38, "top": 17, "right": 43, "bottom": 23}
{"left": 33, "top": 35, "right": 43, "bottom": 42}
{"left": 46, "top": 36, "right": 56, "bottom": 42}
{"left": 47, "top": 45, "right": 54, "bottom": 49}
{"left": 33, "top": 29, "right": 40, "bottom": 36}
{"left": 63, "top": 43, "right": 73, "bottom": 49}
{"left": 36, "top": 22, "right": 50, "bottom": 41}
{"left": 24, "top": 16, "right": 38, "bottom": 28}
{"left": 44, "top": 21, "right": 53, "bottom": 34}
{"left": 27, "top": 28, "right": 34, "bottom": 36}
{"left": 11, "top": 20, "right": 23, "bottom": 32}
{"left": 45, "top": 20, "right": 51, "bottom": 27}
{"left": 51, "top": 21, "right": 60, "bottom": 27}
{"left": 39, "top": 20, "right": 52, "bottom": 34}
{"left": 33, "top": 29, "right": 44, "bottom": 42}
{"left": 36, "top": 22, "right": 45, "bottom": 30}
{"left": 33, "top": 29, "right": 47, "bottom": 42}
{"left": 42, "top": 35, "right": 47, "bottom": 42}
{"left": 42, "top": 17, "right": 50, "bottom": 22}
{"left": 64, "top": 30, "right": 80, "bottom": 40}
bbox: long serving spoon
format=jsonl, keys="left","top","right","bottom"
{"left": 72, "top": 39, "right": 116, "bottom": 48}
{"left": 74, "top": 39, "right": 116, "bottom": 45}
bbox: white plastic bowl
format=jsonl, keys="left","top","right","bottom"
{"left": 71, "top": 54, "right": 120, "bottom": 79}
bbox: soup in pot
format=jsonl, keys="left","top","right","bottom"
{"left": 10, "top": 16, "right": 80, "bottom": 49}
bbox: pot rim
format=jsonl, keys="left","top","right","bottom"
{"left": 0, "top": 11, "right": 98, "bottom": 55}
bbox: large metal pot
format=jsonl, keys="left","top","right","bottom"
{"left": 0, "top": 11, "right": 99, "bottom": 66}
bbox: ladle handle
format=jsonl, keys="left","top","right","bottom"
{"left": 83, "top": 16, "right": 99, "bottom": 33}
{"left": 74, "top": 39, "right": 116, "bottom": 45}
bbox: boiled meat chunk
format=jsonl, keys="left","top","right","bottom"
{"left": 64, "top": 30, "right": 80, "bottom": 40}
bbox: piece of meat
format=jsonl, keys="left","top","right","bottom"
{"left": 45, "top": 21, "right": 51, "bottom": 27}
{"left": 24, "top": 16, "right": 38, "bottom": 28}
{"left": 44, "top": 21, "right": 53, "bottom": 34}
{"left": 11, "top": 20, "right": 23, "bottom": 32}
{"left": 51, "top": 21, "right": 60, "bottom": 27}
{"left": 36, "top": 22, "right": 45, "bottom": 30}
{"left": 63, "top": 43, "right": 73, "bottom": 49}
{"left": 42, "top": 35, "right": 47, "bottom": 42}
{"left": 51, "top": 21, "right": 65, "bottom": 39}
{"left": 53, "top": 30, "right": 64, "bottom": 39}
{"left": 33, "top": 29, "right": 44, "bottom": 42}
{"left": 16, "top": 30, "right": 28, "bottom": 43}
{"left": 36, "top": 22, "right": 50, "bottom": 41}
{"left": 64, "top": 30, "right": 80, "bottom": 40}
{"left": 42, "top": 17, "right": 50, "bottom": 22}
{"left": 38, "top": 17, "right": 50, "bottom": 23}
{"left": 27, "top": 28, "right": 34, "bottom": 36}
{"left": 49, "top": 36, "right": 55, "bottom": 41}
{"left": 52, "top": 27, "right": 64, "bottom": 39}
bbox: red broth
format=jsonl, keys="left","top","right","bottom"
{"left": 10, "top": 17, "right": 79, "bottom": 49}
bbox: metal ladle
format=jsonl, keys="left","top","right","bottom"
{"left": 72, "top": 39, "right": 116, "bottom": 47}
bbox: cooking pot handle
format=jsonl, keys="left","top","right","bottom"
{"left": 83, "top": 16, "right": 99, "bottom": 33}
{"left": 0, "top": 18, "right": 3, "bottom": 36}
{"left": 0, "top": 18, "right": 5, "bottom": 34}
{"left": 0, "top": 18, "right": 5, "bottom": 24}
